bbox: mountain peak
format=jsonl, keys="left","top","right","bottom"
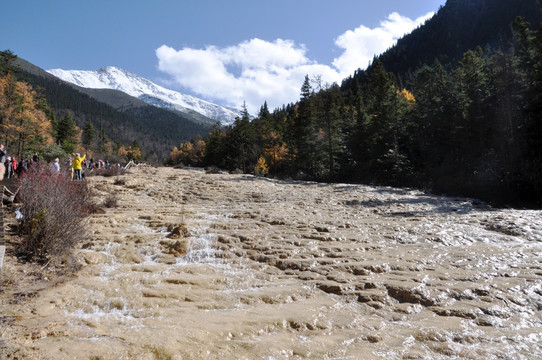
{"left": 47, "top": 67, "right": 241, "bottom": 125}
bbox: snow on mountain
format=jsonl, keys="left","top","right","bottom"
{"left": 47, "top": 66, "right": 241, "bottom": 125}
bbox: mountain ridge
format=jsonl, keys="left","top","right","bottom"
{"left": 47, "top": 66, "right": 241, "bottom": 125}
{"left": 13, "top": 57, "right": 210, "bottom": 162}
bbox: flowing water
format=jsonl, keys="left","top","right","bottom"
{"left": 1, "top": 166, "right": 541, "bottom": 359}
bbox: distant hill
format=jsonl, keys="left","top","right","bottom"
{"left": 14, "top": 58, "right": 210, "bottom": 162}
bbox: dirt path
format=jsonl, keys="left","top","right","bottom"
{"left": 1, "top": 166, "right": 541, "bottom": 359}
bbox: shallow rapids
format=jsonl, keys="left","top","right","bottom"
{"left": 1, "top": 166, "right": 541, "bottom": 359}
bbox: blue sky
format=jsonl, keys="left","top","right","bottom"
{"left": 1, "top": 0, "right": 446, "bottom": 113}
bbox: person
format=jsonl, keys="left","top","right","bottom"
{"left": 16, "top": 159, "right": 28, "bottom": 177}
{"left": 0, "top": 144, "right": 6, "bottom": 180}
{"left": 11, "top": 157, "right": 17, "bottom": 177}
{"left": 51, "top": 158, "right": 60, "bottom": 174}
{"left": 71, "top": 153, "right": 86, "bottom": 180}
{"left": 5, "top": 157, "right": 14, "bottom": 179}
{"left": 32, "top": 152, "right": 40, "bottom": 163}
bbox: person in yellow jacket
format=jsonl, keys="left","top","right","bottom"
{"left": 71, "top": 153, "right": 86, "bottom": 180}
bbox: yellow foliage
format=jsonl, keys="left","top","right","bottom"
{"left": 118, "top": 145, "right": 142, "bottom": 161}
{"left": 264, "top": 142, "right": 289, "bottom": 167}
{"left": 254, "top": 156, "right": 269, "bottom": 175}
{"left": 263, "top": 130, "right": 280, "bottom": 142}
{"left": 170, "top": 146, "right": 181, "bottom": 164}
{"left": 170, "top": 139, "right": 206, "bottom": 165}
{"left": 398, "top": 88, "right": 416, "bottom": 104}
{"left": 192, "top": 139, "right": 206, "bottom": 163}
{"left": 0, "top": 75, "right": 54, "bottom": 155}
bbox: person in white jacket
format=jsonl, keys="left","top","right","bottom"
{"left": 51, "top": 158, "right": 60, "bottom": 174}
{"left": 0, "top": 144, "right": 6, "bottom": 181}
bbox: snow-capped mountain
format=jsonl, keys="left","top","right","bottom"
{"left": 47, "top": 66, "right": 241, "bottom": 125}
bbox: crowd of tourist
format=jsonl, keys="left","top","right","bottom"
{"left": 0, "top": 143, "right": 115, "bottom": 181}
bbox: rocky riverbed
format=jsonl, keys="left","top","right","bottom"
{"left": 1, "top": 166, "right": 541, "bottom": 359}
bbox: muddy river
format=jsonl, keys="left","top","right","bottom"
{"left": 1, "top": 166, "right": 541, "bottom": 359}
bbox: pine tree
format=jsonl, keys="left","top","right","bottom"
{"left": 55, "top": 113, "right": 79, "bottom": 153}
{"left": 314, "top": 84, "right": 343, "bottom": 180}
{"left": 353, "top": 59, "right": 410, "bottom": 184}
{"left": 82, "top": 120, "right": 96, "bottom": 149}
{"left": 413, "top": 61, "right": 456, "bottom": 178}
{"left": 0, "top": 50, "right": 18, "bottom": 76}
{"left": 227, "top": 102, "right": 257, "bottom": 172}
{"left": 203, "top": 123, "right": 227, "bottom": 168}
{"left": 292, "top": 75, "right": 317, "bottom": 177}
{"left": 452, "top": 47, "right": 491, "bottom": 164}
{"left": 512, "top": 17, "right": 542, "bottom": 202}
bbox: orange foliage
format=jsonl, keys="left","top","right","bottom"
{"left": 263, "top": 142, "right": 289, "bottom": 168}
{"left": 398, "top": 88, "right": 416, "bottom": 104}
{"left": 254, "top": 156, "right": 269, "bottom": 175}
{"left": 0, "top": 75, "right": 53, "bottom": 155}
{"left": 170, "top": 139, "right": 206, "bottom": 165}
{"left": 117, "top": 145, "right": 142, "bottom": 161}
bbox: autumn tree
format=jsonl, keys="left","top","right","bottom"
{"left": 170, "top": 137, "right": 206, "bottom": 166}
{"left": 0, "top": 74, "right": 53, "bottom": 158}
{"left": 254, "top": 155, "right": 269, "bottom": 176}
{"left": 117, "top": 145, "right": 142, "bottom": 161}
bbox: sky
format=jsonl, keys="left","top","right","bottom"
{"left": 1, "top": 0, "right": 446, "bottom": 114}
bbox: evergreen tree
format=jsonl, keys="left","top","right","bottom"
{"left": 203, "top": 122, "right": 227, "bottom": 168}
{"left": 258, "top": 101, "right": 270, "bottom": 118}
{"left": 412, "top": 61, "right": 458, "bottom": 189}
{"left": 486, "top": 49, "right": 525, "bottom": 199}
{"left": 82, "top": 120, "right": 96, "bottom": 149}
{"left": 352, "top": 60, "right": 411, "bottom": 184}
{"left": 55, "top": 113, "right": 79, "bottom": 153}
{"left": 452, "top": 47, "right": 491, "bottom": 164}
{"left": 292, "top": 75, "right": 318, "bottom": 178}
{"left": 226, "top": 102, "right": 257, "bottom": 172}
{"left": 513, "top": 17, "right": 542, "bottom": 202}
{"left": 314, "top": 84, "right": 343, "bottom": 180}
{"left": 0, "top": 50, "right": 18, "bottom": 76}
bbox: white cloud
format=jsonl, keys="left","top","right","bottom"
{"left": 156, "top": 11, "right": 433, "bottom": 114}
{"left": 332, "top": 12, "right": 434, "bottom": 77}
{"left": 156, "top": 39, "right": 335, "bottom": 114}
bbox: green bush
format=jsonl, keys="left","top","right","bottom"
{"left": 25, "top": 144, "right": 66, "bottom": 163}
{"left": 16, "top": 164, "right": 95, "bottom": 261}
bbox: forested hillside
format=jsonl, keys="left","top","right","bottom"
{"left": 376, "top": 0, "right": 542, "bottom": 86}
{"left": 13, "top": 58, "right": 210, "bottom": 162}
{"left": 177, "top": 0, "right": 542, "bottom": 207}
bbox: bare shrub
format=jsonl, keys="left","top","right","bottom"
{"left": 102, "top": 193, "right": 119, "bottom": 208}
{"left": 113, "top": 177, "right": 127, "bottom": 186}
{"left": 16, "top": 165, "right": 95, "bottom": 262}
{"left": 205, "top": 166, "right": 221, "bottom": 174}
{"left": 90, "top": 166, "right": 128, "bottom": 177}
